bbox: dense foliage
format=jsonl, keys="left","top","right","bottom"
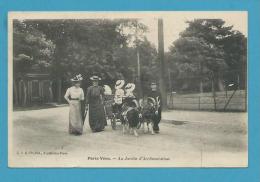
{"left": 13, "top": 18, "right": 247, "bottom": 100}
{"left": 13, "top": 19, "right": 158, "bottom": 92}
{"left": 167, "top": 19, "right": 247, "bottom": 92}
{"left": 13, "top": 20, "right": 55, "bottom": 78}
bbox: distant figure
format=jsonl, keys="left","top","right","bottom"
{"left": 147, "top": 82, "right": 162, "bottom": 133}
{"left": 85, "top": 76, "right": 107, "bottom": 132}
{"left": 64, "top": 74, "right": 84, "bottom": 135}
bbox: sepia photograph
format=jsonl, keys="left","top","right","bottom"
{"left": 8, "top": 11, "right": 247, "bottom": 167}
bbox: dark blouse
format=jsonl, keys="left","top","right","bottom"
{"left": 86, "top": 86, "right": 105, "bottom": 105}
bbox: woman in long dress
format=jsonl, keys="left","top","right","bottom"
{"left": 85, "top": 76, "right": 107, "bottom": 132}
{"left": 64, "top": 74, "right": 84, "bottom": 135}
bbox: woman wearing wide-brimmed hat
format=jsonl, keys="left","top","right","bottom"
{"left": 85, "top": 75, "right": 107, "bottom": 132}
{"left": 64, "top": 74, "right": 84, "bottom": 135}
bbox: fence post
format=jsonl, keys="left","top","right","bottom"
{"left": 224, "top": 88, "right": 237, "bottom": 111}
{"left": 170, "top": 93, "right": 173, "bottom": 109}
{"left": 158, "top": 19, "right": 167, "bottom": 110}
{"left": 210, "top": 72, "right": 217, "bottom": 111}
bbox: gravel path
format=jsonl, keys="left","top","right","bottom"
{"left": 9, "top": 107, "right": 247, "bottom": 167}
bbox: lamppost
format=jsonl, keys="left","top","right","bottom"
{"left": 158, "top": 18, "right": 167, "bottom": 110}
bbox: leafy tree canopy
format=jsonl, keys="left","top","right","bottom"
{"left": 13, "top": 19, "right": 158, "bottom": 90}
{"left": 168, "top": 19, "right": 247, "bottom": 92}
{"left": 13, "top": 20, "right": 55, "bottom": 77}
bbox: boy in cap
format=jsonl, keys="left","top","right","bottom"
{"left": 147, "top": 82, "right": 162, "bottom": 133}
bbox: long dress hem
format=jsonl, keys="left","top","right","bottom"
{"left": 69, "top": 100, "right": 83, "bottom": 135}
{"left": 86, "top": 86, "right": 107, "bottom": 132}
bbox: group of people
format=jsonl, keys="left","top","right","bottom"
{"left": 64, "top": 74, "right": 162, "bottom": 136}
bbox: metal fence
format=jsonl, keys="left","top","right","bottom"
{"left": 167, "top": 90, "right": 247, "bottom": 112}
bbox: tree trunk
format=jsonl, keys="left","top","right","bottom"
{"left": 199, "top": 61, "right": 203, "bottom": 93}
{"left": 237, "top": 74, "right": 240, "bottom": 90}
{"left": 13, "top": 79, "right": 19, "bottom": 106}
{"left": 168, "top": 70, "right": 173, "bottom": 92}
{"left": 23, "top": 81, "right": 27, "bottom": 106}
{"left": 217, "top": 78, "right": 225, "bottom": 91}
{"left": 57, "top": 78, "right": 62, "bottom": 104}
{"left": 200, "top": 81, "right": 204, "bottom": 93}
{"left": 136, "top": 50, "right": 143, "bottom": 98}
{"left": 211, "top": 74, "right": 217, "bottom": 111}
{"left": 49, "top": 81, "right": 54, "bottom": 102}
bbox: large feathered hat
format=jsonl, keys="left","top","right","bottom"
{"left": 103, "top": 85, "right": 112, "bottom": 95}
{"left": 125, "top": 83, "right": 135, "bottom": 92}
{"left": 71, "top": 74, "right": 83, "bottom": 82}
{"left": 115, "top": 80, "right": 125, "bottom": 89}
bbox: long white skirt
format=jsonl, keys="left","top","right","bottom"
{"left": 69, "top": 100, "right": 83, "bottom": 135}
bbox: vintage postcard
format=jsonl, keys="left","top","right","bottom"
{"left": 8, "top": 11, "right": 248, "bottom": 167}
